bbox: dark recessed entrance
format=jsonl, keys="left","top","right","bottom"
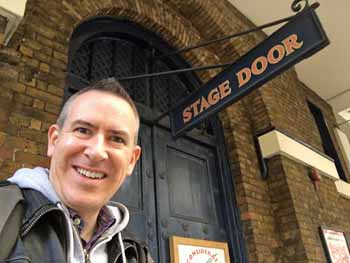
{"left": 66, "top": 17, "right": 247, "bottom": 262}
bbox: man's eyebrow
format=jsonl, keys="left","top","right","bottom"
{"left": 71, "top": 119, "right": 96, "bottom": 129}
{"left": 70, "top": 120, "right": 132, "bottom": 140}
{"left": 110, "top": 129, "right": 129, "bottom": 138}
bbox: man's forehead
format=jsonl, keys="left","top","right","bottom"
{"left": 74, "top": 89, "right": 120, "bottom": 103}
{"left": 70, "top": 90, "right": 132, "bottom": 113}
{"left": 66, "top": 90, "right": 137, "bottom": 126}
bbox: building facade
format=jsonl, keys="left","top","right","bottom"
{"left": 0, "top": 0, "right": 349, "bottom": 262}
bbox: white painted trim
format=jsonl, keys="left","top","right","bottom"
{"left": 0, "top": 6, "right": 23, "bottom": 45}
{"left": 0, "top": 1, "right": 26, "bottom": 16}
{"left": 258, "top": 130, "right": 339, "bottom": 180}
{"left": 335, "top": 180, "right": 350, "bottom": 199}
{"left": 334, "top": 128, "right": 350, "bottom": 170}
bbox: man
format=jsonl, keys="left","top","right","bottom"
{"left": 4, "top": 79, "right": 153, "bottom": 262}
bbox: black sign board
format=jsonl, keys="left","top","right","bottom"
{"left": 169, "top": 6, "right": 329, "bottom": 137}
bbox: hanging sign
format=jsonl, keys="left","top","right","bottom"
{"left": 169, "top": 6, "right": 329, "bottom": 137}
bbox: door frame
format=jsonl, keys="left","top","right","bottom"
{"left": 66, "top": 17, "right": 248, "bottom": 262}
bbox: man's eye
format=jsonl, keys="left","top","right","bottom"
{"left": 110, "top": 135, "right": 125, "bottom": 144}
{"left": 74, "top": 127, "right": 90, "bottom": 135}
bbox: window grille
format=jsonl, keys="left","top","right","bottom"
{"left": 67, "top": 34, "right": 213, "bottom": 135}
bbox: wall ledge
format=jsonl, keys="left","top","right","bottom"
{"left": 258, "top": 130, "right": 339, "bottom": 180}
{"left": 335, "top": 180, "right": 350, "bottom": 199}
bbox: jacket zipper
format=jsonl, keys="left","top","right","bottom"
{"left": 84, "top": 249, "right": 90, "bottom": 263}
{"left": 70, "top": 221, "right": 86, "bottom": 262}
{"left": 22, "top": 206, "right": 61, "bottom": 235}
{"left": 22, "top": 205, "right": 70, "bottom": 263}
{"left": 60, "top": 204, "right": 85, "bottom": 263}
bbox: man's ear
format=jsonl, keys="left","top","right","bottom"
{"left": 127, "top": 145, "right": 141, "bottom": 176}
{"left": 47, "top": 124, "right": 60, "bottom": 157}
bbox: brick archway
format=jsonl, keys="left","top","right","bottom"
{"left": 10, "top": 1, "right": 290, "bottom": 261}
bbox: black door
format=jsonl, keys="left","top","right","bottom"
{"left": 112, "top": 124, "right": 158, "bottom": 257}
{"left": 113, "top": 124, "right": 228, "bottom": 262}
{"left": 153, "top": 126, "right": 228, "bottom": 262}
{"left": 67, "top": 19, "right": 247, "bottom": 261}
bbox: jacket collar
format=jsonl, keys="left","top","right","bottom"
{"left": 20, "top": 188, "right": 62, "bottom": 236}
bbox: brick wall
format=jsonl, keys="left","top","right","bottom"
{"left": 268, "top": 155, "right": 350, "bottom": 262}
{"left": 303, "top": 84, "right": 350, "bottom": 181}
{"left": 0, "top": 47, "right": 52, "bottom": 178}
{"left": 0, "top": 0, "right": 349, "bottom": 262}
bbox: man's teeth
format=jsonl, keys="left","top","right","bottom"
{"left": 76, "top": 168, "right": 105, "bottom": 179}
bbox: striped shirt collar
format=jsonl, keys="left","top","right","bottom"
{"left": 69, "top": 206, "right": 116, "bottom": 251}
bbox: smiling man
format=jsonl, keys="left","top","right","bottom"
{"left": 4, "top": 79, "right": 153, "bottom": 262}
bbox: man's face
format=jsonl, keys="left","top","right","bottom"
{"left": 47, "top": 90, "right": 141, "bottom": 213}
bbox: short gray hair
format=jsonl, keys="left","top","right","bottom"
{"left": 57, "top": 78, "right": 140, "bottom": 143}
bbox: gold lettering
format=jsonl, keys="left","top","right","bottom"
{"left": 282, "top": 34, "right": 303, "bottom": 56}
{"left": 235, "top": 34, "right": 303, "bottom": 88}
{"left": 191, "top": 99, "right": 201, "bottom": 117}
{"left": 208, "top": 88, "right": 220, "bottom": 105}
{"left": 267, "top": 44, "right": 285, "bottom": 64}
{"left": 251, "top": 56, "right": 268, "bottom": 75}
{"left": 183, "top": 106, "right": 192, "bottom": 123}
{"left": 218, "top": 80, "right": 231, "bottom": 99}
{"left": 199, "top": 96, "right": 210, "bottom": 113}
{"left": 236, "top": 67, "right": 251, "bottom": 88}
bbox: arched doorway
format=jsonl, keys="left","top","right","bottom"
{"left": 66, "top": 17, "right": 247, "bottom": 262}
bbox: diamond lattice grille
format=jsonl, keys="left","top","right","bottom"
{"left": 71, "top": 43, "right": 91, "bottom": 80}
{"left": 91, "top": 40, "right": 114, "bottom": 82}
{"left": 69, "top": 37, "right": 193, "bottom": 115}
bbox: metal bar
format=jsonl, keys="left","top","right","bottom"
{"left": 153, "top": 110, "right": 170, "bottom": 124}
{"left": 66, "top": 72, "right": 90, "bottom": 86}
{"left": 150, "top": 61, "right": 231, "bottom": 123}
{"left": 153, "top": 2, "right": 319, "bottom": 60}
{"left": 66, "top": 59, "right": 232, "bottom": 89}
{"left": 291, "top": 0, "right": 310, "bottom": 12}
{"left": 117, "top": 61, "right": 233, "bottom": 81}
{"left": 153, "top": 15, "right": 294, "bottom": 60}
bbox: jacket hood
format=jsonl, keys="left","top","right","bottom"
{"left": 105, "top": 202, "right": 130, "bottom": 263}
{"left": 106, "top": 201, "right": 129, "bottom": 235}
{"left": 8, "top": 167, "right": 130, "bottom": 262}
{"left": 8, "top": 167, "right": 129, "bottom": 234}
{"left": 8, "top": 167, "right": 60, "bottom": 203}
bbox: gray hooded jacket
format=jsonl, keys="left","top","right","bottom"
{"left": 8, "top": 167, "right": 132, "bottom": 263}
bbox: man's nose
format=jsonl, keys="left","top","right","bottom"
{"left": 84, "top": 134, "right": 108, "bottom": 161}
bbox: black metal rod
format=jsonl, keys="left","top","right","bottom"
{"left": 154, "top": 15, "right": 294, "bottom": 60}
{"left": 153, "top": 110, "right": 170, "bottom": 124}
{"left": 66, "top": 60, "right": 233, "bottom": 88}
{"left": 292, "top": 0, "right": 310, "bottom": 12}
{"left": 154, "top": 2, "right": 319, "bottom": 60}
{"left": 66, "top": 73, "right": 90, "bottom": 91}
{"left": 117, "top": 61, "right": 233, "bottom": 81}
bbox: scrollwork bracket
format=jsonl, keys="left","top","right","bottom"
{"left": 291, "top": 0, "right": 310, "bottom": 13}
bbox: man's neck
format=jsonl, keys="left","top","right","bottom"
{"left": 77, "top": 209, "right": 100, "bottom": 242}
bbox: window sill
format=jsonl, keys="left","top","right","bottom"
{"left": 335, "top": 180, "right": 350, "bottom": 199}
{"left": 258, "top": 129, "right": 339, "bottom": 180}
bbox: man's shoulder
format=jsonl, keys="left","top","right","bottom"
{"left": 0, "top": 180, "right": 24, "bottom": 207}
{"left": 0, "top": 181, "right": 50, "bottom": 204}
{"left": 0, "top": 181, "right": 24, "bottom": 261}
{"left": 0, "top": 181, "right": 57, "bottom": 222}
